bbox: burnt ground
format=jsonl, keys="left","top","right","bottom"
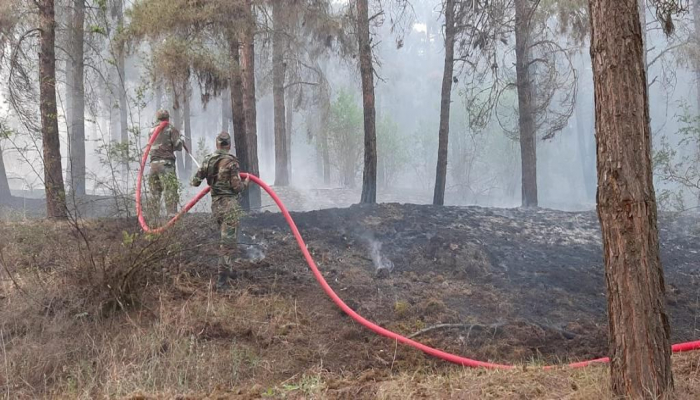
{"left": 174, "top": 203, "right": 700, "bottom": 369}
{"left": 3, "top": 197, "right": 700, "bottom": 397}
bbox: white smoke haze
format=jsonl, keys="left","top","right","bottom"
{"left": 369, "top": 239, "right": 394, "bottom": 273}
{"left": 0, "top": 2, "right": 698, "bottom": 214}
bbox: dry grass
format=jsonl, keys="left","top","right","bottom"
{"left": 373, "top": 355, "right": 700, "bottom": 400}
{"left": 2, "top": 220, "right": 700, "bottom": 399}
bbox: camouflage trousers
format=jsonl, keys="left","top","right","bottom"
{"left": 148, "top": 160, "right": 179, "bottom": 216}
{"left": 212, "top": 196, "right": 242, "bottom": 274}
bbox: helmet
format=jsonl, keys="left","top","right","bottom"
{"left": 216, "top": 131, "right": 231, "bottom": 146}
{"left": 155, "top": 109, "right": 170, "bottom": 121}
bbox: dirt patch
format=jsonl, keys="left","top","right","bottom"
{"left": 233, "top": 204, "right": 700, "bottom": 365}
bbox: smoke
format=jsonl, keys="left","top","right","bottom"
{"left": 239, "top": 233, "right": 266, "bottom": 262}
{"left": 368, "top": 239, "right": 394, "bottom": 273}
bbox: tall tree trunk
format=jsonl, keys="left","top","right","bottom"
{"left": 589, "top": 0, "right": 674, "bottom": 397}
{"left": 514, "top": 0, "right": 537, "bottom": 208}
{"left": 433, "top": 0, "right": 456, "bottom": 206}
{"left": 272, "top": 1, "right": 289, "bottom": 186}
{"left": 65, "top": 11, "right": 74, "bottom": 194}
{"left": 0, "top": 148, "right": 10, "bottom": 204}
{"left": 115, "top": 1, "right": 128, "bottom": 177}
{"left": 357, "top": 0, "right": 377, "bottom": 204}
{"left": 240, "top": 1, "right": 261, "bottom": 210}
{"left": 230, "top": 39, "right": 247, "bottom": 179}
{"left": 67, "top": 0, "right": 85, "bottom": 196}
{"left": 694, "top": 0, "right": 700, "bottom": 206}
{"left": 221, "top": 87, "right": 232, "bottom": 132}
{"left": 39, "top": 0, "right": 68, "bottom": 218}
{"left": 183, "top": 85, "right": 192, "bottom": 176}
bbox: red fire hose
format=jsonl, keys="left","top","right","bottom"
{"left": 136, "top": 122, "right": 700, "bottom": 369}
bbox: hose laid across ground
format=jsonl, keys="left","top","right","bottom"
{"left": 136, "top": 122, "right": 700, "bottom": 369}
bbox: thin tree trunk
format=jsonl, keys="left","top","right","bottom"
{"left": 589, "top": 0, "right": 674, "bottom": 397}
{"left": 39, "top": 0, "right": 68, "bottom": 218}
{"left": 433, "top": 0, "right": 456, "bottom": 206}
{"left": 65, "top": 16, "right": 74, "bottom": 192}
{"left": 514, "top": 0, "right": 537, "bottom": 208}
{"left": 115, "top": 1, "right": 128, "bottom": 177}
{"left": 357, "top": 0, "right": 377, "bottom": 204}
{"left": 272, "top": 1, "right": 289, "bottom": 186}
{"left": 0, "top": 148, "right": 10, "bottom": 204}
{"left": 240, "top": 1, "right": 261, "bottom": 210}
{"left": 67, "top": 0, "right": 85, "bottom": 196}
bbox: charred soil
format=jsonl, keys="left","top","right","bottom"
{"left": 1, "top": 203, "right": 700, "bottom": 398}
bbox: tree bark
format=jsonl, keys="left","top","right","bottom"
{"left": 39, "top": 0, "right": 68, "bottom": 218}
{"left": 240, "top": 1, "right": 261, "bottom": 210}
{"left": 433, "top": 0, "right": 456, "bottom": 206}
{"left": 0, "top": 148, "right": 11, "bottom": 204}
{"left": 230, "top": 39, "right": 247, "bottom": 175}
{"left": 514, "top": 0, "right": 537, "bottom": 208}
{"left": 589, "top": 0, "right": 674, "bottom": 397}
{"left": 272, "top": 1, "right": 289, "bottom": 186}
{"left": 357, "top": 0, "right": 377, "bottom": 204}
{"left": 67, "top": 0, "right": 85, "bottom": 196}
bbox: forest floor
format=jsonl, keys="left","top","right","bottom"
{"left": 1, "top": 188, "right": 700, "bottom": 399}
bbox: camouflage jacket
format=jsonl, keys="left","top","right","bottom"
{"left": 149, "top": 123, "right": 183, "bottom": 162}
{"left": 191, "top": 150, "right": 245, "bottom": 197}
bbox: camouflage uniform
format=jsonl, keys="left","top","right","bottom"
{"left": 148, "top": 110, "right": 183, "bottom": 217}
{"left": 191, "top": 132, "right": 247, "bottom": 286}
